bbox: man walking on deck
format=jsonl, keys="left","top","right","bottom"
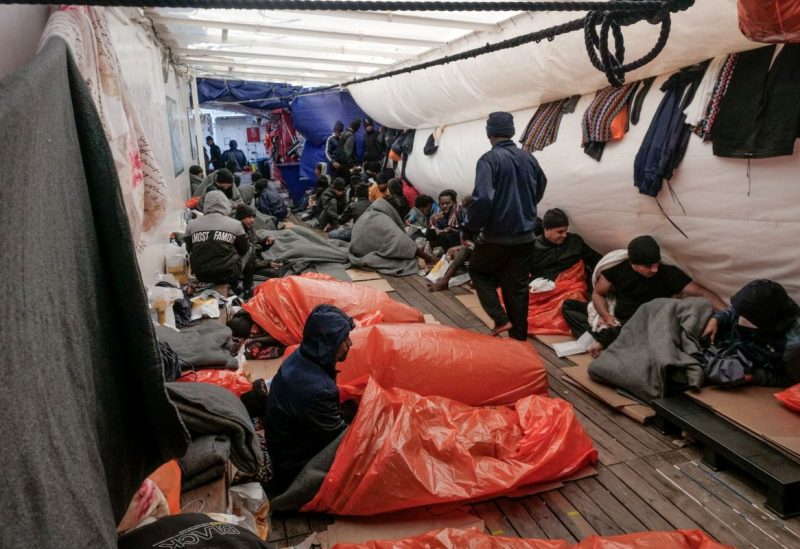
{"left": 466, "top": 111, "right": 547, "bottom": 340}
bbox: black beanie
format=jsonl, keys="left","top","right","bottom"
{"left": 731, "top": 279, "right": 800, "bottom": 331}
{"left": 333, "top": 120, "right": 344, "bottom": 132}
{"left": 542, "top": 208, "right": 569, "bottom": 229}
{"left": 627, "top": 235, "right": 661, "bottom": 265}
{"left": 235, "top": 204, "right": 257, "bottom": 220}
{"left": 486, "top": 111, "right": 515, "bottom": 137}
{"left": 332, "top": 177, "right": 346, "bottom": 191}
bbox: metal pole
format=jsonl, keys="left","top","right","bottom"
{"left": 189, "top": 74, "right": 206, "bottom": 176}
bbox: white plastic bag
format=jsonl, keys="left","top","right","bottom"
{"left": 425, "top": 256, "right": 452, "bottom": 283}
{"left": 227, "top": 482, "right": 270, "bottom": 540}
{"left": 148, "top": 285, "right": 184, "bottom": 329}
{"left": 164, "top": 244, "right": 189, "bottom": 285}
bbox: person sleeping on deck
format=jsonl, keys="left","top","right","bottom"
{"left": 702, "top": 279, "right": 800, "bottom": 387}
{"left": 563, "top": 235, "right": 726, "bottom": 358}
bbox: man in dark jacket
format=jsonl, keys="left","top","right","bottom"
{"left": 221, "top": 140, "right": 248, "bottom": 172}
{"left": 339, "top": 118, "right": 361, "bottom": 173}
{"left": 235, "top": 205, "right": 286, "bottom": 296}
{"left": 329, "top": 183, "right": 370, "bottom": 242}
{"left": 466, "top": 111, "right": 547, "bottom": 340}
{"left": 362, "top": 118, "right": 383, "bottom": 163}
{"left": 326, "top": 121, "right": 345, "bottom": 178}
{"left": 317, "top": 177, "right": 347, "bottom": 231}
{"left": 531, "top": 208, "right": 601, "bottom": 283}
{"left": 189, "top": 165, "right": 204, "bottom": 197}
{"left": 185, "top": 190, "right": 249, "bottom": 284}
{"left": 254, "top": 177, "right": 288, "bottom": 221}
{"left": 206, "top": 136, "right": 222, "bottom": 170}
{"left": 197, "top": 169, "right": 244, "bottom": 210}
{"left": 265, "top": 304, "right": 355, "bottom": 494}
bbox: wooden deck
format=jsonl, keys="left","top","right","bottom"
{"left": 266, "top": 273, "right": 800, "bottom": 548}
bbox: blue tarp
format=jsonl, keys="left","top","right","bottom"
{"left": 196, "top": 78, "right": 303, "bottom": 114}
{"left": 291, "top": 89, "right": 370, "bottom": 181}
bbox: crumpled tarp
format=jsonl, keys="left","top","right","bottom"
{"left": 243, "top": 273, "right": 423, "bottom": 346}
{"left": 776, "top": 383, "right": 800, "bottom": 413}
{"left": 196, "top": 78, "right": 302, "bottom": 114}
{"left": 334, "top": 323, "right": 547, "bottom": 406}
{"left": 527, "top": 260, "right": 588, "bottom": 336}
{"left": 330, "top": 527, "right": 734, "bottom": 548}
{"left": 300, "top": 379, "right": 597, "bottom": 515}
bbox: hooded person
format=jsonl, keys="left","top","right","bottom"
{"left": 184, "top": 190, "right": 249, "bottom": 284}
{"left": 264, "top": 304, "right": 355, "bottom": 494}
{"left": 254, "top": 177, "right": 288, "bottom": 221}
{"left": 221, "top": 139, "right": 248, "bottom": 172}
{"left": 188, "top": 165, "right": 204, "bottom": 196}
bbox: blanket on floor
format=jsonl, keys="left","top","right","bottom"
{"left": 257, "top": 225, "right": 350, "bottom": 275}
{"left": 588, "top": 297, "right": 713, "bottom": 403}
{"left": 155, "top": 322, "right": 238, "bottom": 370}
{"left": 349, "top": 199, "right": 419, "bottom": 276}
{"left": 178, "top": 435, "right": 231, "bottom": 491}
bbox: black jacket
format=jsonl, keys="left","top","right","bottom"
{"left": 185, "top": 191, "right": 249, "bottom": 283}
{"left": 363, "top": 129, "right": 383, "bottom": 162}
{"left": 317, "top": 187, "right": 344, "bottom": 228}
{"left": 531, "top": 233, "right": 601, "bottom": 282}
{"left": 340, "top": 129, "right": 357, "bottom": 165}
{"left": 265, "top": 305, "right": 354, "bottom": 489}
{"left": 338, "top": 198, "right": 370, "bottom": 225}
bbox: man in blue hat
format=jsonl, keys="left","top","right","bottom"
{"left": 466, "top": 111, "right": 547, "bottom": 341}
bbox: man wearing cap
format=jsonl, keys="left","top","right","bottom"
{"left": 465, "top": 111, "right": 547, "bottom": 340}
{"left": 531, "top": 208, "right": 601, "bottom": 283}
{"left": 326, "top": 120, "right": 345, "bottom": 177}
{"left": 563, "top": 235, "right": 726, "bottom": 357}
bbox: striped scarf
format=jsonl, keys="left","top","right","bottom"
{"left": 520, "top": 95, "right": 579, "bottom": 152}
{"left": 693, "top": 53, "right": 738, "bottom": 141}
{"left": 581, "top": 83, "right": 639, "bottom": 146}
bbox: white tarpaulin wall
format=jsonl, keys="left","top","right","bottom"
{"left": 401, "top": 60, "right": 800, "bottom": 303}
{"left": 350, "top": 0, "right": 760, "bottom": 128}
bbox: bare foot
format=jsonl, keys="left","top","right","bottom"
{"left": 428, "top": 279, "right": 449, "bottom": 292}
{"left": 588, "top": 341, "right": 604, "bottom": 359}
{"left": 491, "top": 321, "right": 513, "bottom": 337}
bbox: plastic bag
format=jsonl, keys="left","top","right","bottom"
{"left": 330, "top": 527, "right": 734, "bottom": 548}
{"left": 177, "top": 370, "right": 253, "bottom": 397}
{"left": 149, "top": 285, "right": 184, "bottom": 329}
{"left": 243, "top": 273, "right": 423, "bottom": 346}
{"left": 425, "top": 256, "right": 452, "bottom": 283}
{"left": 191, "top": 295, "right": 221, "bottom": 320}
{"left": 331, "top": 323, "right": 547, "bottom": 406}
{"left": 227, "top": 482, "right": 270, "bottom": 540}
{"left": 301, "top": 379, "right": 597, "bottom": 516}
{"left": 739, "top": 0, "right": 800, "bottom": 43}
{"left": 116, "top": 479, "right": 169, "bottom": 534}
{"left": 164, "top": 244, "right": 189, "bottom": 286}
{"left": 527, "top": 260, "right": 588, "bottom": 336}
{"left": 147, "top": 461, "right": 181, "bottom": 515}
{"left": 775, "top": 383, "right": 800, "bottom": 413}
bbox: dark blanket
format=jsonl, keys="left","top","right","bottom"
{"left": 257, "top": 224, "right": 350, "bottom": 275}
{"left": 167, "top": 382, "right": 262, "bottom": 474}
{"left": 0, "top": 39, "right": 189, "bottom": 548}
{"left": 349, "top": 199, "right": 419, "bottom": 276}
{"left": 156, "top": 322, "right": 238, "bottom": 370}
{"left": 179, "top": 435, "right": 231, "bottom": 491}
{"left": 588, "top": 297, "right": 713, "bottom": 403}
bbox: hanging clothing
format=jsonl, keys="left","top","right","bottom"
{"left": 581, "top": 82, "right": 639, "bottom": 161}
{"left": 713, "top": 45, "right": 800, "bottom": 158}
{"left": 520, "top": 95, "right": 579, "bottom": 152}
{"left": 634, "top": 63, "right": 708, "bottom": 197}
{"left": 683, "top": 55, "right": 728, "bottom": 130}
{"left": 691, "top": 53, "right": 738, "bottom": 141}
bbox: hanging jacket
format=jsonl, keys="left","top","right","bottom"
{"left": 264, "top": 305, "right": 354, "bottom": 487}
{"left": 184, "top": 191, "right": 249, "bottom": 283}
{"left": 466, "top": 140, "right": 547, "bottom": 244}
{"left": 713, "top": 45, "right": 800, "bottom": 159}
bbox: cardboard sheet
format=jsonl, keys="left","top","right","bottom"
{"left": 243, "top": 358, "right": 283, "bottom": 381}
{"left": 562, "top": 365, "right": 655, "bottom": 424}
{"left": 454, "top": 293, "right": 495, "bottom": 329}
{"left": 423, "top": 314, "right": 441, "bottom": 325}
{"left": 345, "top": 268, "right": 383, "bottom": 282}
{"left": 687, "top": 386, "right": 800, "bottom": 458}
{"left": 355, "top": 278, "right": 394, "bottom": 293}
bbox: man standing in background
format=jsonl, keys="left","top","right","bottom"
{"left": 466, "top": 111, "right": 547, "bottom": 340}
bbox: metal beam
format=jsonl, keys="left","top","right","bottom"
{"left": 153, "top": 15, "right": 443, "bottom": 48}
{"left": 182, "top": 57, "right": 366, "bottom": 78}
{"left": 280, "top": 9, "right": 500, "bottom": 32}
{"left": 176, "top": 47, "right": 390, "bottom": 69}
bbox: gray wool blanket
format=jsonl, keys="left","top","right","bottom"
{"left": 156, "top": 322, "right": 238, "bottom": 370}
{"left": 349, "top": 199, "right": 420, "bottom": 276}
{"left": 178, "top": 435, "right": 231, "bottom": 491}
{"left": 270, "top": 430, "right": 345, "bottom": 512}
{"left": 167, "top": 382, "right": 263, "bottom": 474}
{"left": 588, "top": 297, "right": 713, "bottom": 404}
{"left": 257, "top": 225, "right": 350, "bottom": 275}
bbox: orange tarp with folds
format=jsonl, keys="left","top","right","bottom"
{"left": 331, "top": 527, "right": 734, "bottom": 548}
{"left": 528, "top": 260, "right": 588, "bottom": 336}
{"left": 242, "top": 274, "right": 423, "bottom": 346}
{"left": 301, "top": 379, "right": 597, "bottom": 516}
{"left": 776, "top": 383, "right": 800, "bottom": 413}
{"left": 335, "top": 323, "right": 547, "bottom": 406}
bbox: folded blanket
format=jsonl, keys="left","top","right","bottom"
{"left": 588, "top": 297, "right": 712, "bottom": 403}
{"left": 156, "top": 322, "right": 237, "bottom": 370}
{"left": 167, "top": 382, "right": 262, "bottom": 474}
{"left": 258, "top": 225, "right": 350, "bottom": 274}
{"left": 349, "top": 199, "right": 419, "bottom": 276}
{"left": 178, "top": 435, "right": 231, "bottom": 491}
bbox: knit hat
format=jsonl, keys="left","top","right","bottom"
{"left": 542, "top": 208, "right": 569, "bottom": 229}
{"left": 235, "top": 204, "right": 257, "bottom": 220}
{"left": 332, "top": 177, "right": 347, "bottom": 191}
{"left": 486, "top": 111, "right": 515, "bottom": 137}
{"left": 731, "top": 279, "right": 800, "bottom": 331}
{"left": 627, "top": 235, "right": 661, "bottom": 265}
{"left": 333, "top": 120, "right": 344, "bottom": 132}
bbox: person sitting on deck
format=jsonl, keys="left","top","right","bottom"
{"left": 189, "top": 165, "right": 204, "bottom": 196}
{"left": 532, "top": 208, "right": 601, "bottom": 283}
{"left": 253, "top": 175, "right": 288, "bottom": 221}
{"left": 563, "top": 235, "right": 726, "bottom": 358}
{"left": 235, "top": 205, "right": 287, "bottom": 297}
{"left": 427, "top": 189, "right": 465, "bottom": 255}
{"left": 368, "top": 172, "right": 391, "bottom": 202}
{"left": 185, "top": 190, "right": 249, "bottom": 286}
{"left": 329, "top": 183, "right": 370, "bottom": 242}
{"left": 405, "top": 194, "right": 435, "bottom": 238}
{"left": 702, "top": 279, "right": 800, "bottom": 387}
{"left": 316, "top": 177, "right": 347, "bottom": 232}
{"left": 387, "top": 178, "right": 410, "bottom": 219}
{"left": 197, "top": 169, "right": 244, "bottom": 210}
{"left": 264, "top": 304, "right": 355, "bottom": 495}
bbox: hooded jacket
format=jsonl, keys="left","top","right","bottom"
{"left": 184, "top": 190, "right": 249, "bottom": 283}
{"left": 316, "top": 187, "right": 344, "bottom": 228}
{"left": 189, "top": 172, "right": 204, "bottom": 196}
{"left": 265, "top": 305, "right": 354, "bottom": 487}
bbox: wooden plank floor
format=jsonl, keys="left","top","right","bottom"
{"left": 266, "top": 274, "right": 800, "bottom": 548}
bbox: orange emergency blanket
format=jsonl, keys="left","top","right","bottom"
{"left": 243, "top": 274, "right": 423, "bottom": 346}
{"left": 739, "top": 0, "right": 800, "bottom": 43}
{"left": 331, "top": 527, "right": 733, "bottom": 549}
{"left": 775, "top": 383, "right": 800, "bottom": 413}
{"left": 301, "top": 379, "right": 597, "bottom": 516}
{"left": 335, "top": 323, "right": 547, "bottom": 406}
{"left": 176, "top": 370, "right": 252, "bottom": 397}
{"left": 528, "top": 260, "right": 588, "bottom": 335}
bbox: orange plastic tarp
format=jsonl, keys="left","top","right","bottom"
{"left": 330, "top": 527, "right": 734, "bottom": 549}
{"left": 528, "top": 260, "right": 588, "bottom": 336}
{"left": 775, "top": 383, "right": 800, "bottom": 413}
{"left": 177, "top": 370, "right": 253, "bottom": 397}
{"left": 301, "top": 379, "right": 597, "bottom": 516}
{"left": 739, "top": 0, "right": 800, "bottom": 43}
{"left": 243, "top": 274, "right": 423, "bottom": 346}
{"left": 334, "top": 323, "right": 547, "bottom": 406}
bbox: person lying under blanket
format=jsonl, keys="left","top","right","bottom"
{"left": 702, "top": 279, "right": 800, "bottom": 387}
